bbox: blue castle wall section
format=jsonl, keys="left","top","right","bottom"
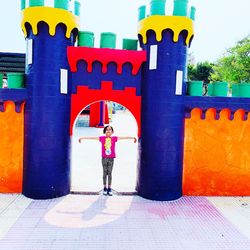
{"left": 137, "top": 30, "right": 188, "bottom": 201}
{"left": 0, "top": 89, "right": 27, "bottom": 112}
{"left": 71, "top": 61, "right": 142, "bottom": 96}
{"left": 185, "top": 96, "right": 250, "bottom": 118}
{"left": 23, "top": 22, "right": 75, "bottom": 199}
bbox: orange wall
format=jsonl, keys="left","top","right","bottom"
{"left": 2, "top": 101, "right": 250, "bottom": 196}
{"left": 0, "top": 101, "right": 24, "bottom": 193}
{"left": 183, "top": 108, "right": 250, "bottom": 196}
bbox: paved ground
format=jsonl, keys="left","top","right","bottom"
{"left": 0, "top": 194, "right": 249, "bottom": 250}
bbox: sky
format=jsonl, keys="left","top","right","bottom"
{"left": 0, "top": 0, "right": 249, "bottom": 63}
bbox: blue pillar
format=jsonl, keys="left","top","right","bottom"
{"left": 23, "top": 22, "right": 76, "bottom": 199}
{"left": 98, "top": 101, "right": 105, "bottom": 127}
{"left": 137, "top": 29, "right": 188, "bottom": 201}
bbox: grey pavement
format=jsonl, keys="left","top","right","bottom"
{"left": 0, "top": 194, "right": 249, "bottom": 250}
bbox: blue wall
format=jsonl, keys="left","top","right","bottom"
{"left": 23, "top": 23, "right": 75, "bottom": 199}
{"left": 72, "top": 61, "right": 142, "bottom": 96}
{"left": 137, "top": 30, "right": 188, "bottom": 200}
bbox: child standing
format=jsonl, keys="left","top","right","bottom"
{"left": 78, "top": 125, "right": 137, "bottom": 196}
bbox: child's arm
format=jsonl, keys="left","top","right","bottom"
{"left": 78, "top": 136, "right": 99, "bottom": 143}
{"left": 118, "top": 136, "right": 137, "bottom": 143}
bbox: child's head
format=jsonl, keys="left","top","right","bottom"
{"left": 103, "top": 125, "right": 114, "bottom": 137}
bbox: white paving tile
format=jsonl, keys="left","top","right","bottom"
{"left": 207, "top": 196, "right": 250, "bottom": 239}
{"left": 0, "top": 194, "right": 18, "bottom": 213}
{"left": 0, "top": 194, "right": 32, "bottom": 240}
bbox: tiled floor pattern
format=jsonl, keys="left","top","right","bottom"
{"left": 0, "top": 194, "right": 32, "bottom": 239}
{"left": 0, "top": 195, "right": 249, "bottom": 250}
{"left": 207, "top": 197, "right": 250, "bottom": 239}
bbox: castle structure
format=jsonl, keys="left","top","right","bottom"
{"left": 0, "top": 0, "right": 249, "bottom": 200}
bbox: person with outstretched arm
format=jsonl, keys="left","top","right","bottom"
{"left": 79, "top": 125, "right": 137, "bottom": 196}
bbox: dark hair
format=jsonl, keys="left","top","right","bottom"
{"left": 103, "top": 125, "right": 114, "bottom": 134}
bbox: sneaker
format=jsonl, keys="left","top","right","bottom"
{"left": 103, "top": 187, "right": 108, "bottom": 195}
{"left": 107, "top": 188, "right": 113, "bottom": 196}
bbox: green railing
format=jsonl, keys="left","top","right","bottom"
{"left": 7, "top": 73, "right": 25, "bottom": 89}
{"left": 187, "top": 81, "right": 203, "bottom": 96}
{"left": 78, "top": 31, "right": 95, "bottom": 47}
{"left": 138, "top": 0, "right": 196, "bottom": 21}
{"left": 20, "top": 0, "right": 81, "bottom": 16}
{"left": 150, "top": 0, "right": 166, "bottom": 16}
{"left": 173, "top": 0, "right": 189, "bottom": 17}
{"left": 208, "top": 82, "right": 228, "bottom": 97}
{"left": 232, "top": 83, "right": 250, "bottom": 98}
{"left": 138, "top": 5, "right": 146, "bottom": 21}
{"left": 122, "top": 39, "right": 138, "bottom": 50}
{"left": 100, "top": 32, "right": 117, "bottom": 49}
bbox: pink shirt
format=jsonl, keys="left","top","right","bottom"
{"left": 99, "top": 136, "right": 118, "bottom": 158}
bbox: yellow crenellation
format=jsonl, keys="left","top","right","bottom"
{"left": 21, "top": 7, "right": 80, "bottom": 38}
{"left": 138, "top": 15, "right": 194, "bottom": 45}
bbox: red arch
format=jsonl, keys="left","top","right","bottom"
{"left": 70, "top": 81, "right": 141, "bottom": 137}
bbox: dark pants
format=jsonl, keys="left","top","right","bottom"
{"left": 102, "top": 158, "right": 114, "bottom": 186}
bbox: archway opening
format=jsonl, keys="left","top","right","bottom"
{"left": 71, "top": 101, "right": 138, "bottom": 194}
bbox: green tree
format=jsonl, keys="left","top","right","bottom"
{"left": 188, "top": 61, "right": 214, "bottom": 83}
{"left": 211, "top": 35, "right": 250, "bottom": 83}
{"left": 187, "top": 64, "right": 196, "bottom": 81}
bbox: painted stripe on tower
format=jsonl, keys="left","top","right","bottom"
{"left": 60, "top": 69, "right": 68, "bottom": 94}
{"left": 175, "top": 70, "right": 183, "bottom": 95}
{"left": 27, "top": 39, "right": 33, "bottom": 65}
{"left": 149, "top": 45, "right": 157, "bottom": 70}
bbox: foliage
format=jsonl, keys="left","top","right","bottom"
{"left": 187, "top": 61, "right": 214, "bottom": 83}
{"left": 210, "top": 35, "right": 250, "bottom": 83}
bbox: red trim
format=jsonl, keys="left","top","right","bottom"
{"left": 104, "top": 102, "right": 109, "bottom": 124}
{"left": 67, "top": 46, "right": 146, "bottom": 75}
{"left": 70, "top": 81, "right": 141, "bottom": 137}
{"left": 89, "top": 102, "right": 101, "bottom": 127}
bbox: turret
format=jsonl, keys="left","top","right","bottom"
{"left": 20, "top": 0, "right": 80, "bottom": 199}
{"left": 137, "top": 0, "right": 194, "bottom": 200}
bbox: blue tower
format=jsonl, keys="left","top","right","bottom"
{"left": 21, "top": 2, "right": 80, "bottom": 198}
{"left": 137, "top": 0, "right": 194, "bottom": 200}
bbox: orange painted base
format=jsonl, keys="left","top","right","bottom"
{"left": 0, "top": 101, "right": 24, "bottom": 193}
{"left": 183, "top": 108, "right": 250, "bottom": 196}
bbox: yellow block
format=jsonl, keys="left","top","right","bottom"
{"left": 138, "top": 15, "right": 194, "bottom": 45}
{"left": 21, "top": 7, "right": 80, "bottom": 38}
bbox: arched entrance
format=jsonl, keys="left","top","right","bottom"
{"left": 70, "top": 82, "right": 141, "bottom": 193}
